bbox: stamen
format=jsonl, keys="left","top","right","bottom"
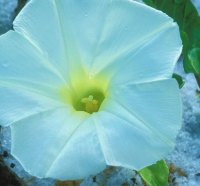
{"left": 81, "top": 95, "right": 99, "bottom": 113}
{"left": 88, "top": 95, "right": 93, "bottom": 101}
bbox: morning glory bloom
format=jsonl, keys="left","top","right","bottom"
{"left": 0, "top": 0, "right": 182, "bottom": 180}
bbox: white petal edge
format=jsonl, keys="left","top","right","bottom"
{"left": 0, "top": 31, "right": 67, "bottom": 97}
{"left": 13, "top": 0, "right": 70, "bottom": 82}
{"left": 94, "top": 79, "right": 182, "bottom": 170}
{"left": 13, "top": 0, "right": 182, "bottom": 87}
{"left": 107, "top": 23, "right": 182, "bottom": 86}
{"left": 11, "top": 108, "right": 106, "bottom": 180}
{"left": 48, "top": 0, "right": 182, "bottom": 81}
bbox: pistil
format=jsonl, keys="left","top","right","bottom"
{"left": 81, "top": 95, "right": 99, "bottom": 113}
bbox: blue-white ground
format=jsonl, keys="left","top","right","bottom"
{"left": 0, "top": 0, "right": 200, "bottom": 185}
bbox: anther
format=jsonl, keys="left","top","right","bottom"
{"left": 81, "top": 95, "right": 99, "bottom": 113}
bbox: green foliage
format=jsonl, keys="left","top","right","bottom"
{"left": 172, "top": 73, "right": 185, "bottom": 88}
{"left": 187, "top": 48, "right": 200, "bottom": 74}
{"left": 139, "top": 160, "right": 169, "bottom": 186}
{"left": 143, "top": 0, "right": 200, "bottom": 87}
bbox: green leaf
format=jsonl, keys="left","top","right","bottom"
{"left": 139, "top": 160, "right": 169, "bottom": 186}
{"left": 172, "top": 73, "right": 185, "bottom": 88}
{"left": 143, "top": 0, "right": 157, "bottom": 8}
{"left": 180, "top": 31, "right": 189, "bottom": 56}
{"left": 187, "top": 48, "right": 200, "bottom": 75}
{"left": 196, "top": 89, "right": 200, "bottom": 97}
{"left": 143, "top": 0, "right": 200, "bottom": 87}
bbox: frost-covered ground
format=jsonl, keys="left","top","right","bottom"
{"left": 0, "top": 0, "right": 17, "bottom": 34}
{"left": 0, "top": 0, "right": 200, "bottom": 186}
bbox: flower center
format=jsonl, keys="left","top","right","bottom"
{"left": 81, "top": 95, "right": 99, "bottom": 113}
{"left": 74, "top": 90, "right": 105, "bottom": 114}
{"left": 59, "top": 71, "right": 108, "bottom": 114}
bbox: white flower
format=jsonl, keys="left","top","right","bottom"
{"left": 0, "top": 0, "right": 182, "bottom": 180}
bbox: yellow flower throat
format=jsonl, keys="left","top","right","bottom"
{"left": 60, "top": 71, "right": 108, "bottom": 114}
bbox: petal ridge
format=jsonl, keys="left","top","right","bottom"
{"left": 94, "top": 110, "right": 176, "bottom": 170}
{"left": 104, "top": 101, "right": 174, "bottom": 146}
{"left": 10, "top": 107, "right": 64, "bottom": 126}
{"left": 0, "top": 79, "right": 62, "bottom": 103}
{"left": 44, "top": 116, "right": 87, "bottom": 177}
{"left": 13, "top": 30, "right": 68, "bottom": 85}
{"left": 92, "top": 114, "right": 107, "bottom": 163}
{"left": 93, "top": 20, "right": 174, "bottom": 75}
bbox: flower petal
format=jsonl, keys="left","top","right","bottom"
{"left": 41, "top": 0, "right": 111, "bottom": 72}
{"left": 0, "top": 31, "right": 67, "bottom": 95}
{"left": 96, "top": 1, "right": 182, "bottom": 84}
{"left": 0, "top": 85, "right": 61, "bottom": 127}
{"left": 107, "top": 23, "right": 182, "bottom": 86}
{"left": 11, "top": 108, "right": 106, "bottom": 180}
{"left": 13, "top": 0, "right": 182, "bottom": 84}
{"left": 0, "top": 31, "right": 67, "bottom": 127}
{"left": 94, "top": 79, "right": 181, "bottom": 170}
{"left": 45, "top": 0, "right": 181, "bottom": 80}
{"left": 13, "top": 0, "right": 70, "bottom": 80}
